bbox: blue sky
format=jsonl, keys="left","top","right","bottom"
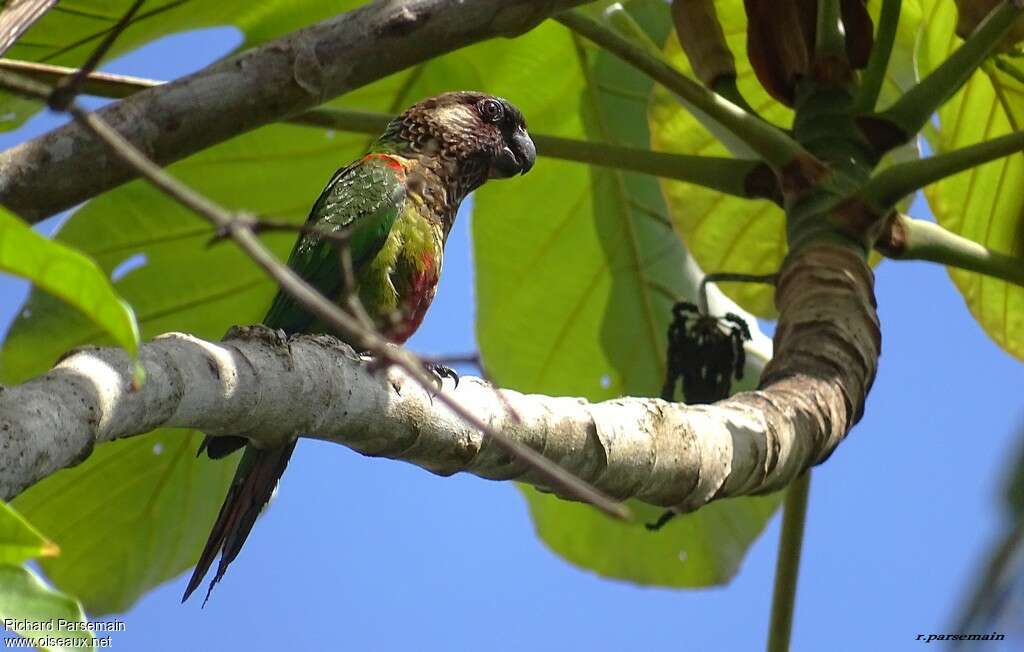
{"left": 2, "top": 26, "right": 1023, "bottom": 652}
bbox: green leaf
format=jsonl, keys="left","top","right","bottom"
{"left": 0, "top": 206, "right": 139, "bottom": 357}
{"left": 12, "top": 431, "right": 236, "bottom": 615}
{"left": 474, "top": 1, "right": 779, "bottom": 588}
{"left": 525, "top": 489, "right": 780, "bottom": 586}
{"left": 0, "top": 565, "right": 93, "bottom": 652}
{"left": 917, "top": 0, "right": 1024, "bottom": 361}
{"left": 0, "top": 501, "right": 57, "bottom": 565}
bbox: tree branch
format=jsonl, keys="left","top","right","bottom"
{"left": 876, "top": 212, "right": 1024, "bottom": 288}
{"left": 0, "top": 0, "right": 592, "bottom": 221}
{"left": 1, "top": 244, "right": 880, "bottom": 522}
{"left": 0, "top": 58, "right": 779, "bottom": 202}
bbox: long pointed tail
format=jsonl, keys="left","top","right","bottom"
{"left": 183, "top": 441, "right": 297, "bottom": 604}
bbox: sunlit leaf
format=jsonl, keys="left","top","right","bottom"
{"left": 0, "top": 501, "right": 57, "bottom": 565}
{"left": 917, "top": 0, "right": 1024, "bottom": 360}
{"left": 0, "top": 206, "right": 138, "bottom": 357}
{"left": 0, "top": 565, "right": 92, "bottom": 652}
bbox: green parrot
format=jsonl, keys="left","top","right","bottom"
{"left": 183, "top": 91, "right": 536, "bottom": 603}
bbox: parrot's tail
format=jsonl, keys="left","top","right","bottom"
{"left": 182, "top": 441, "right": 297, "bottom": 605}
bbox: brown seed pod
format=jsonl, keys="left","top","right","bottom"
{"left": 744, "top": 0, "right": 873, "bottom": 106}
{"left": 954, "top": 0, "right": 1024, "bottom": 51}
{"left": 672, "top": 0, "right": 736, "bottom": 87}
{"left": 744, "top": 0, "right": 813, "bottom": 105}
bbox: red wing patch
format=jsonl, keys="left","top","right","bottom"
{"left": 362, "top": 153, "right": 407, "bottom": 176}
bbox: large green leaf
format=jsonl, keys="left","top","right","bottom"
{"left": 917, "top": 0, "right": 1024, "bottom": 360}
{"left": 0, "top": 565, "right": 93, "bottom": 651}
{"left": 0, "top": 501, "right": 57, "bottom": 565}
{"left": 475, "top": 1, "right": 779, "bottom": 588}
{"left": 0, "top": 503, "right": 91, "bottom": 651}
{"left": 524, "top": 488, "right": 779, "bottom": 586}
{"left": 0, "top": 206, "right": 138, "bottom": 357}
{"left": 13, "top": 430, "right": 236, "bottom": 615}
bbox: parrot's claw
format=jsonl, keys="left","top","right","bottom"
{"left": 426, "top": 363, "right": 460, "bottom": 393}
{"left": 644, "top": 510, "right": 677, "bottom": 532}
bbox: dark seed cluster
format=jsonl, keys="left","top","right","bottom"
{"left": 648, "top": 302, "right": 752, "bottom": 532}
{"left": 661, "top": 301, "right": 752, "bottom": 405}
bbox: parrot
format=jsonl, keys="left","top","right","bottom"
{"left": 182, "top": 91, "right": 536, "bottom": 604}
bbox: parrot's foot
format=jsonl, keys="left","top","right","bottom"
{"left": 426, "top": 363, "right": 460, "bottom": 392}
{"left": 644, "top": 510, "right": 677, "bottom": 532}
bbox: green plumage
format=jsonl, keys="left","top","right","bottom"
{"left": 185, "top": 91, "right": 536, "bottom": 604}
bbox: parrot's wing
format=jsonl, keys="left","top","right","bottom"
{"left": 262, "top": 158, "right": 406, "bottom": 334}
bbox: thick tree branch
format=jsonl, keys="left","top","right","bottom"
{"left": 1, "top": 245, "right": 879, "bottom": 518}
{"left": 0, "top": 0, "right": 591, "bottom": 221}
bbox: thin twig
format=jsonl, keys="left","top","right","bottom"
{"left": 0, "top": 68, "right": 629, "bottom": 521}
{"left": 698, "top": 272, "right": 778, "bottom": 315}
{"left": 205, "top": 214, "right": 354, "bottom": 250}
{"left": 420, "top": 353, "right": 482, "bottom": 368}
{"left": 48, "top": 0, "right": 144, "bottom": 111}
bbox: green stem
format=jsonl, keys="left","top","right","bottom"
{"left": 994, "top": 55, "right": 1024, "bottom": 84}
{"left": 616, "top": 1, "right": 763, "bottom": 124}
{"left": 711, "top": 76, "right": 760, "bottom": 119}
{"left": 877, "top": 214, "right": 1024, "bottom": 288}
{"left": 297, "top": 108, "right": 776, "bottom": 200}
{"left": 0, "top": 58, "right": 777, "bottom": 200}
{"left": 854, "top": 0, "right": 902, "bottom": 113}
{"left": 697, "top": 272, "right": 777, "bottom": 314}
{"left": 555, "top": 10, "right": 810, "bottom": 170}
{"left": 815, "top": 0, "right": 846, "bottom": 61}
{"left": 866, "top": 0, "right": 1023, "bottom": 147}
{"left": 537, "top": 130, "right": 770, "bottom": 198}
{"left": 860, "top": 130, "right": 1024, "bottom": 209}
{"left": 767, "top": 472, "right": 811, "bottom": 652}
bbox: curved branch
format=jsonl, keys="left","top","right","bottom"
{"left": 1, "top": 245, "right": 879, "bottom": 517}
{"left": 0, "top": 0, "right": 591, "bottom": 221}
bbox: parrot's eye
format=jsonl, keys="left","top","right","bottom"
{"left": 477, "top": 98, "right": 504, "bottom": 123}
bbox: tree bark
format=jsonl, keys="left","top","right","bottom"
{"left": 0, "top": 0, "right": 588, "bottom": 221}
{"left": 0, "top": 244, "right": 879, "bottom": 511}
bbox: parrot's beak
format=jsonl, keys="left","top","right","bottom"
{"left": 491, "top": 127, "right": 536, "bottom": 178}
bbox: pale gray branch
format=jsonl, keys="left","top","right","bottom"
{"left": 0, "top": 323, "right": 835, "bottom": 510}
{"left": 0, "top": 0, "right": 588, "bottom": 221}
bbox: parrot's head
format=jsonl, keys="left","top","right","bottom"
{"left": 383, "top": 91, "right": 537, "bottom": 194}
